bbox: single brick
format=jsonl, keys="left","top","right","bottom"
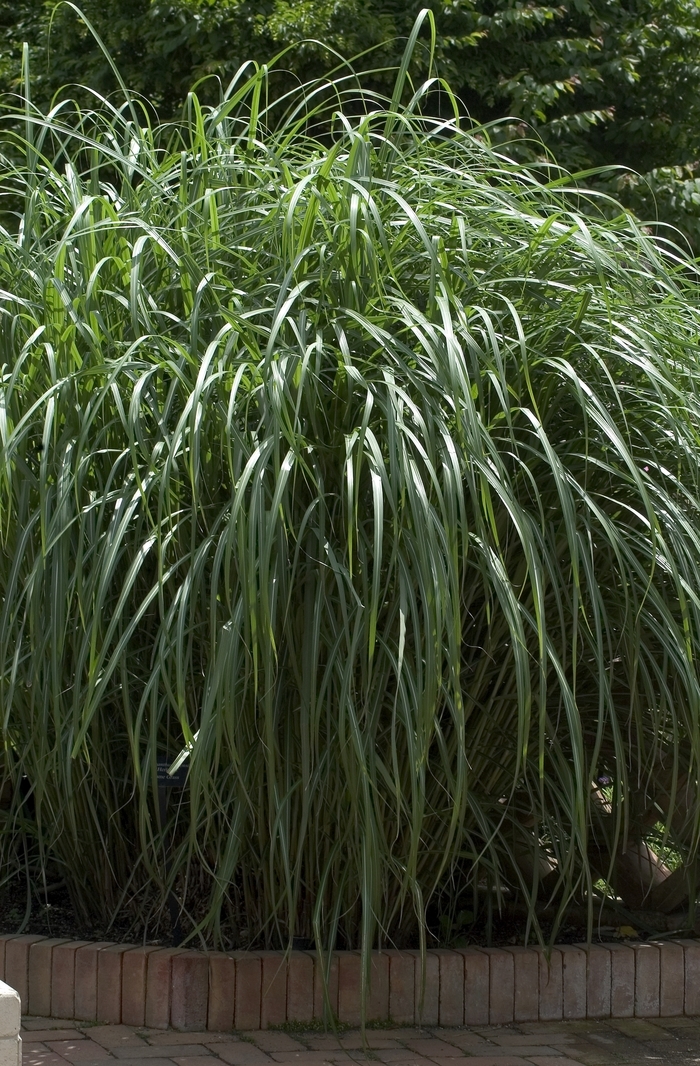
{"left": 5, "top": 936, "right": 45, "bottom": 1012}
{"left": 581, "top": 944, "right": 611, "bottom": 1019}
{"left": 560, "top": 945, "right": 587, "bottom": 1020}
{"left": 307, "top": 950, "right": 338, "bottom": 1023}
{"left": 260, "top": 951, "right": 288, "bottom": 1028}
{"left": 658, "top": 941, "right": 684, "bottom": 1017}
{"left": 414, "top": 950, "right": 439, "bottom": 1027}
{"left": 145, "top": 948, "right": 182, "bottom": 1030}
{"left": 97, "top": 944, "right": 133, "bottom": 1024}
{"left": 504, "top": 947, "right": 539, "bottom": 1023}
{"left": 208, "top": 953, "right": 236, "bottom": 1031}
{"left": 171, "top": 950, "right": 209, "bottom": 1031}
{"left": 679, "top": 939, "right": 700, "bottom": 1015}
{"left": 337, "top": 952, "right": 361, "bottom": 1026}
{"left": 51, "top": 941, "right": 91, "bottom": 1019}
{"left": 233, "top": 952, "right": 262, "bottom": 1030}
{"left": 481, "top": 948, "right": 514, "bottom": 1025}
{"left": 121, "top": 946, "right": 160, "bottom": 1027}
{"left": 74, "top": 943, "right": 114, "bottom": 1022}
{"left": 28, "top": 939, "right": 70, "bottom": 1017}
{"left": 367, "top": 953, "right": 389, "bottom": 1023}
{"left": 434, "top": 949, "right": 464, "bottom": 1026}
{"left": 386, "top": 950, "right": 414, "bottom": 1025}
{"left": 535, "top": 947, "right": 563, "bottom": 1021}
{"left": 0, "top": 937, "right": 18, "bottom": 983}
{"left": 608, "top": 943, "right": 635, "bottom": 1018}
{"left": 457, "top": 948, "right": 489, "bottom": 1026}
{"left": 633, "top": 942, "right": 660, "bottom": 1018}
{"left": 286, "top": 951, "right": 313, "bottom": 1025}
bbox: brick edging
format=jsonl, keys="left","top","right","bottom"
{"left": 1, "top": 935, "right": 698, "bottom": 1029}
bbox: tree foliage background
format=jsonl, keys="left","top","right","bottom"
{"left": 3, "top": 0, "right": 700, "bottom": 250}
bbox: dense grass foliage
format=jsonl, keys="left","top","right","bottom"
{"left": 3, "top": 33, "right": 700, "bottom": 969}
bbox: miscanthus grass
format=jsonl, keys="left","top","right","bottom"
{"left": 2, "top": 16, "right": 700, "bottom": 985}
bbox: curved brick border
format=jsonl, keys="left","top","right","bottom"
{"left": 1, "top": 935, "right": 699, "bottom": 1030}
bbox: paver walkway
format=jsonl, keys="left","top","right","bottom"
{"left": 20, "top": 1016, "right": 700, "bottom": 1066}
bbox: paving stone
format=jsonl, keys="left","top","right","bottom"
{"left": 526, "top": 1060, "right": 588, "bottom": 1066}
{"left": 473, "top": 1047, "right": 565, "bottom": 1056}
{"left": 84, "top": 1028, "right": 146, "bottom": 1049}
{"left": 490, "top": 1036, "right": 575, "bottom": 1047}
{"left": 296, "top": 1039, "right": 343, "bottom": 1052}
{"left": 93, "top": 1060, "right": 174, "bottom": 1066}
{"left": 22, "top": 1049, "right": 67, "bottom": 1066}
{"left": 19, "top": 1034, "right": 84, "bottom": 1043}
{"left": 437, "top": 1032, "right": 488, "bottom": 1049}
{"left": 242, "top": 1036, "right": 305, "bottom": 1053}
{"left": 336, "top": 1036, "right": 401, "bottom": 1050}
{"left": 429, "top": 1058, "right": 531, "bottom": 1066}
{"left": 215, "top": 1044, "right": 273, "bottom": 1065}
{"left": 172, "top": 1058, "right": 219, "bottom": 1066}
{"left": 374, "top": 1032, "right": 432, "bottom": 1041}
{"left": 269, "top": 1053, "right": 356, "bottom": 1063}
{"left": 45, "top": 1040, "right": 112, "bottom": 1062}
{"left": 607, "top": 1017, "right": 670, "bottom": 1039}
{"left": 550, "top": 1047, "right": 610, "bottom": 1066}
{"left": 150, "top": 1037, "right": 238, "bottom": 1047}
{"left": 197, "top": 1038, "right": 240, "bottom": 1047}
{"left": 401, "top": 1039, "right": 466, "bottom": 1057}
{"left": 512, "top": 1027, "right": 571, "bottom": 1036}
{"left": 112, "top": 1047, "right": 213, "bottom": 1058}
{"left": 368, "top": 1058, "right": 437, "bottom": 1066}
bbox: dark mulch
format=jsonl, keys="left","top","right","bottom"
{"left": 1, "top": 878, "right": 697, "bottom": 951}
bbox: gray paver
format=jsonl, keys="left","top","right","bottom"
{"left": 19, "top": 1017, "right": 700, "bottom": 1066}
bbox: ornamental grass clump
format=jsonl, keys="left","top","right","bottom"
{"left": 2, "top": 18, "right": 700, "bottom": 967}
